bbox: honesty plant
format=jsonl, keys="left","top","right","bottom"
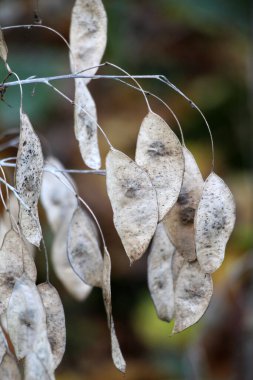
{"left": 0, "top": 0, "right": 236, "bottom": 378}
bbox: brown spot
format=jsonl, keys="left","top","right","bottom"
{"left": 180, "top": 207, "right": 195, "bottom": 225}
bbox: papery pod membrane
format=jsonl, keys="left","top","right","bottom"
{"left": 172, "top": 250, "right": 185, "bottom": 284}
{"left": 195, "top": 172, "right": 236, "bottom": 273}
{"left": 52, "top": 224, "right": 92, "bottom": 300}
{"left": 102, "top": 247, "right": 126, "bottom": 373}
{"left": 15, "top": 111, "right": 43, "bottom": 247}
{"left": 67, "top": 206, "right": 103, "bottom": 287}
{"left": 41, "top": 158, "right": 92, "bottom": 300}
{"left": 74, "top": 78, "right": 101, "bottom": 169}
{"left": 164, "top": 147, "right": 204, "bottom": 261}
{"left": 37, "top": 283, "right": 66, "bottom": 369}
{"left": 24, "top": 331, "right": 55, "bottom": 380}
{"left": 7, "top": 274, "right": 46, "bottom": 359}
{"left": 0, "top": 26, "right": 8, "bottom": 62}
{"left": 0, "top": 326, "right": 7, "bottom": 364}
{"left": 148, "top": 223, "right": 175, "bottom": 322}
{"left": 106, "top": 149, "right": 158, "bottom": 263}
{"left": 69, "top": 0, "right": 107, "bottom": 81}
{"left": 173, "top": 261, "right": 213, "bottom": 334}
{"left": 41, "top": 158, "right": 77, "bottom": 232}
{"left": 135, "top": 112, "right": 184, "bottom": 221}
{"left": 0, "top": 354, "right": 21, "bottom": 380}
{"left": 23, "top": 244, "right": 37, "bottom": 283}
{"left": 0, "top": 230, "right": 23, "bottom": 315}
{"left": 0, "top": 194, "right": 35, "bottom": 257}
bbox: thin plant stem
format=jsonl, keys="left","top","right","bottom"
{"left": 159, "top": 75, "right": 215, "bottom": 171}
{"left": 45, "top": 165, "right": 108, "bottom": 250}
{"left": 105, "top": 62, "right": 151, "bottom": 113}
{"left": 0, "top": 176, "right": 49, "bottom": 282}
{"left": 115, "top": 78, "right": 185, "bottom": 145}
{"left": 0, "top": 161, "right": 106, "bottom": 175}
{"left": 45, "top": 80, "right": 113, "bottom": 149}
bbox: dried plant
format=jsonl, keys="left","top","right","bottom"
{"left": 0, "top": 0, "right": 236, "bottom": 378}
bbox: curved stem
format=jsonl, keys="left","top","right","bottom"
{"left": 115, "top": 78, "right": 185, "bottom": 145}
{"left": 159, "top": 76, "right": 215, "bottom": 171}
{"left": 45, "top": 80, "right": 113, "bottom": 149}
{"left": 105, "top": 62, "right": 151, "bottom": 112}
{"left": 45, "top": 165, "right": 107, "bottom": 249}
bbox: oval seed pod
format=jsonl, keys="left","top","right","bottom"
{"left": 173, "top": 261, "right": 213, "bottom": 334}
{"left": 74, "top": 79, "right": 101, "bottom": 169}
{"left": 0, "top": 354, "right": 21, "bottom": 380}
{"left": 37, "top": 283, "right": 66, "bottom": 370}
{"left": 0, "top": 230, "right": 23, "bottom": 315}
{"left": 7, "top": 274, "right": 46, "bottom": 360}
{"left": 67, "top": 206, "right": 103, "bottom": 288}
{"left": 102, "top": 247, "right": 126, "bottom": 373}
{"left": 135, "top": 112, "right": 184, "bottom": 221}
{"left": 15, "top": 111, "right": 43, "bottom": 247}
{"left": 0, "top": 26, "right": 8, "bottom": 63}
{"left": 41, "top": 158, "right": 92, "bottom": 300}
{"left": 69, "top": 0, "right": 107, "bottom": 81}
{"left": 195, "top": 172, "right": 236, "bottom": 273}
{"left": 52, "top": 224, "right": 92, "bottom": 301}
{"left": 164, "top": 147, "right": 204, "bottom": 261}
{"left": 106, "top": 149, "right": 158, "bottom": 263}
{"left": 148, "top": 223, "right": 175, "bottom": 322}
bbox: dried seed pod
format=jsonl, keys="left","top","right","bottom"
{"left": 173, "top": 261, "right": 213, "bottom": 334}
{"left": 74, "top": 79, "right": 101, "bottom": 169}
{"left": 15, "top": 111, "right": 43, "bottom": 247}
{"left": 148, "top": 223, "right": 175, "bottom": 322}
{"left": 37, "top": 283, "right": 66, "bottom": 370}
{"left": 42, "top": 158, "right": 92, "bottom": 300}
{"left": 0, "top": 26, "right": 8, "bottom": 63}
{"left": 0, "top": 354, "right": 21, "bottom": 380}
{"left": 135, "top": 112, "right": 184, "bottom": 221}
{"left": 7, "top": 274, "right": 46, "bottom": 359}
{"left": 0, "top": 326, "right": 7, "bottom": 364}
{"left": 195, "top": 172, "right": 236, "bottom": 273}
{"left": 164, "top": 147, "right": 204, "bottom": 261}
{"left": 53, "top": 224, "right": 93, "bottom": 301}
{"left": 67, "top": 206, "right": 103, "bottom": 287}
{"left": 0, "top": 230, "right": 23, "bottom": 315}
{"left": 102, "top": 247, "right": 126, "bottom": 373}
{"left": 69, "top": 0, "right": 107, "bottom": 81}
{"left": 106, "top": 149, "right": 158, "bottom": 263}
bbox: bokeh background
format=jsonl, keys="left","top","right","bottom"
{"left": 0, "top": 0, "right": 252, "bottom": 379}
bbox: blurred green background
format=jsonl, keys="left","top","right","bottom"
{"left": 0, "top": 0, "right": 252, "bottom": 379}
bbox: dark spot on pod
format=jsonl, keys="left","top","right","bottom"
{"left": 123, "top": 180, "right": 141, "bottom": 199}
{"left": 177, "top": 192, "right": 189, "bottom": 206}
{"left": 86, "top": 122, "right": 94, "bottom": 139}
{"left": 180, "top": 207, "right": 195, "bottom": 225}
{"left": 157, "top": 280, "right": 163, "bottom": 289}
{"left": 147, "top": 141, "right": 170, "bottom": 157}
{"left": 23, "top": 141, "right": 27, "bottom": 146}
{"left": 211, "top": 216, "right": 226, "bottom": 231}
